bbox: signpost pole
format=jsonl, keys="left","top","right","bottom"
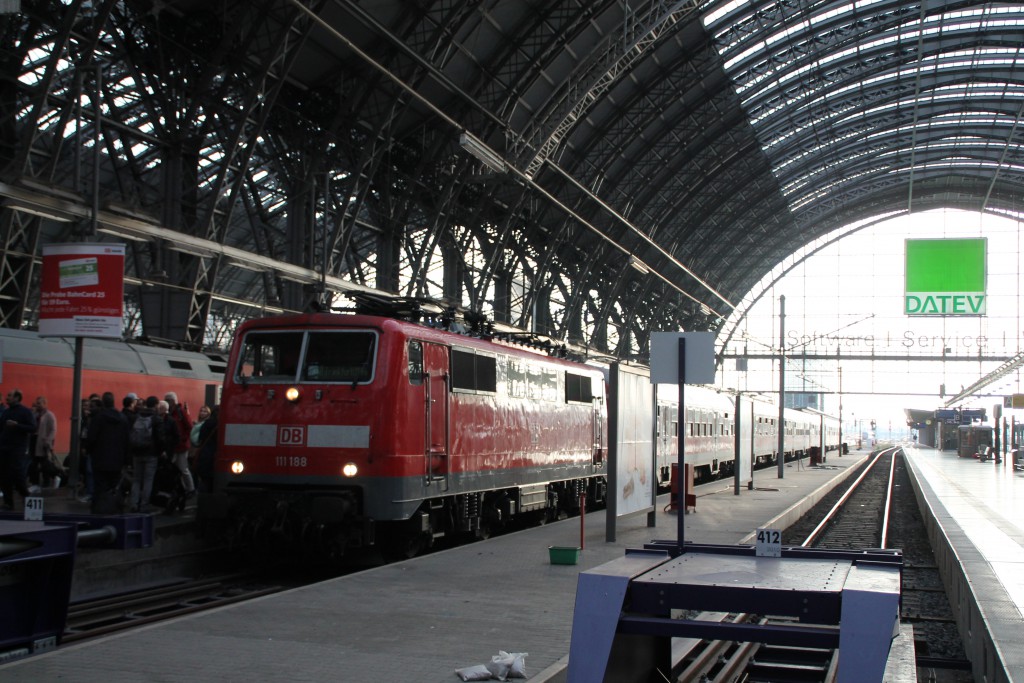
{"left": 677, "top": 337, "right": 686, "bottom": 550}
{"left": 650, "top": 331, "right": 715, "bottom": 552}
{"left": 777, "top": 295, "right": 786, "bottom": 479}
{"left": 68, "top": 339, "right": 83, "bottom": 497}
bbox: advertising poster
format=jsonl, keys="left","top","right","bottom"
{"left": 39, "top": 243, "right": 125, "bottom": 338}
{"left": 905, "top": 238, "right": 986, "bottom": 316}
{"left": 611, "top": 363, "right": 655, "bottom": 518}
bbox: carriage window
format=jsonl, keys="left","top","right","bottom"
{"left": 302, "top": 331, "right": 376, "bottom": 382}
{"left": 408, "top": 341, "right": 424, "bottom": 385}
{"left": 236, "top": 331, "right": 304, "bottom": 382}
{"left": 565, "top": 373, "right": 593, "bottom": 403}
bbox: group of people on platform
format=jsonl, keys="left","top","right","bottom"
{"left": 0, "top": 388, "right": 219, "bottom": 514}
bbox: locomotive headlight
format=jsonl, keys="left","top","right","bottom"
{"left": 342, "top": 462, "right": 358, "bottom": 477}
{"left": 285, "top": 387, "right": 300, "bottom": 402}
{"left": 231, "top": 460, "right": 245, "bottom": 474}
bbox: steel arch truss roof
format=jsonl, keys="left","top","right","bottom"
{"left": 2, "top": 1, "right": 1023, "bottom": 358}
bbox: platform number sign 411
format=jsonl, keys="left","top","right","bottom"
{"left": 755, "top": 528, "right": 781, "bottom": 557}
{"left": 24, "top": 496, "right": 43, "bottom": 521}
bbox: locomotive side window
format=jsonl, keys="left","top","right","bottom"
{"left": 565, "top": 373, "right": 593, "bottom": 403}
{"left": 302, "top": 332, "right": 376, "bottom": 383}
{"left": 237, "top": 331, "right": 304, "bottom": 381}
{"left": 451, "top": 350, "right": 476, "bottom": 390}
{"left": 408, "top": 341, "right": 424, "bottom": 385}
{"left": 507, "top": 359, "right": 526, "bottom": 398}
{"left": 478, "top": 354, "right": 497, "bottom": 392}
{"left": 451, "top": 349, "right": 497, "bottom": 393}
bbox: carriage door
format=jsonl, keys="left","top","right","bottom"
{"left": 594, "top": 391, "right": 608, "bottom": 467}
{"left": 421, "top": 342, "right": 450, "bottom": 488}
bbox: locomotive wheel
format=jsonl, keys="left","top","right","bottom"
{"left": 383, "top": 531, "right": 425, "bottom": 560}
{"left": 380, "top": 519, "right": 431, "bottom": 561}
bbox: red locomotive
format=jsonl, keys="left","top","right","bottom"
{"left": 207, "top": 313, "right": 609, "bottom": 558}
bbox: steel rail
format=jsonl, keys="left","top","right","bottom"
{"left": 63, "top": 575, "right": 284, "bottom": 644}
{"left": 880, "top": 447, "right": 900, "bottom": 549}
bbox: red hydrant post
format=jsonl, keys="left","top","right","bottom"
{"left": 580, "top": 492, "right": 586, "bottom": 550}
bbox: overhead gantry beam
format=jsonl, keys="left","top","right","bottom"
{"left": 0, "top": 180, "right": 382, "bottom": 299}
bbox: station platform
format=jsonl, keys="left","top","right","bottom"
{"left": 903, "top": 445, "right": 1024, "bottom": 683}
{"left": 1, "top": 452, "right": 873, "bottom": 682}
{"left": 0, "top": 487, "right": 215, "bottom": 601}
{"left": 0, "top": 482, "right": 197, "bottom": 523}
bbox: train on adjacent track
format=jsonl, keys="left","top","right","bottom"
{"left": 653, "top": 385, "right": 841, "bottom": 486}
{"left": 203, "top": 312, "right": 841, "bottom": 559}
{"left": 0, "top": 328, "right": 225, "bottom": 454}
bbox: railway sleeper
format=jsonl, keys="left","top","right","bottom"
{"left": 746, "top": 662, "right": 830, "bottom": 682}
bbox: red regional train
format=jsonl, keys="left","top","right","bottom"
{"left": 0, "top": 327, "right": 226, "bottom": 455}
{"left": 207, "top": 313, "right": 609, "bottom": 558}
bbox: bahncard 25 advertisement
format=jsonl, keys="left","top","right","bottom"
{"left": 39, "top": 243, "right": 125, "bottom": 338}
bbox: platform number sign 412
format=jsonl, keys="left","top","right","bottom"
{"left": 755, "top": 528, "right": 781, "bottom": 557}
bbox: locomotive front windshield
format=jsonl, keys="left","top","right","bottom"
{"left": 235, "top": 330, "right": 377, "bottom": 383}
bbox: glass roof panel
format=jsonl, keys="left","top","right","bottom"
{"left": 701, "top": 0, "right": 1024, "bottom": 216}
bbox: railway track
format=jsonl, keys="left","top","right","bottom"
{"left": 670, "top": 447, "right": 972, "bottom": 683}
{"left": 63, "top": 575, "right": 286, "bottom": 644}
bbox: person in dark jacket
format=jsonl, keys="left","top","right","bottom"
{"left": 76, "top": 395, "right": 100, "bottom": 503}
{"left": 0, "top": 388, "right": 37, "bottom": 511}
{"left": 195, "top": 405, "right": 219, "bottom": 494}
{"left": 150, "top": 400, "right": 186, "bottom": 512}
{"left": 153, "top": 399, "right": 181, "bottom": 462}
{"left": 85, "top": 392, "right": 130, "bottom": 513}
{"left": 122, "top": 393, "right": 138, "bottom": 420}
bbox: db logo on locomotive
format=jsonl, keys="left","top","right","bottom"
{"left": 278, "top": 425, "right": 306, "bottom": 446}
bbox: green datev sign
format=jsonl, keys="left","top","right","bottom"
{"left": 905, "top": 238, "right": 986, "bottom": 316}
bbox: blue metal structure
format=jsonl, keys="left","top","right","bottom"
{"left": 567, "top": 542, "right": 902, "bottom": 683}
{"left": 0, "top": 512, "right": 154, "bottom": 550}
{"left": 0, "top": 520, "right": 78, "bottom": 659}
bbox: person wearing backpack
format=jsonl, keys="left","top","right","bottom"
{"left": 128, "top": 396, "right": 159, "bottom": 513}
